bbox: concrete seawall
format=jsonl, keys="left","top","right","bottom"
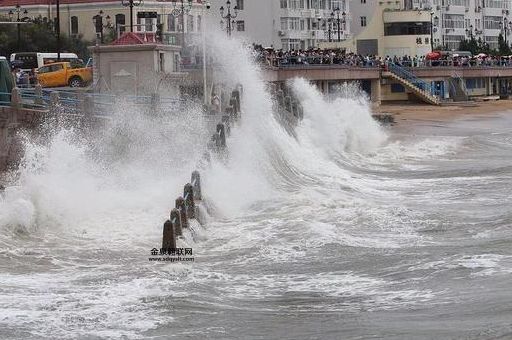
{"left": 0, "top": 106, "right": 45, "bottom": 173}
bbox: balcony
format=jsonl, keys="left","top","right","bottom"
{"left": 383, "top": 9, "right": 431, "bottom": 23}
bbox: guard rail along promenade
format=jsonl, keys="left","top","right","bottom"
{"left": 0, "top": 85, "right": 183, "bottom": 172}
{"left": 260, "top": 56, "right": 512, "bottom": 106}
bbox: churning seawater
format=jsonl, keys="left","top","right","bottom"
{"left": 1, "top": 37, "right": 512, "bottom": 339}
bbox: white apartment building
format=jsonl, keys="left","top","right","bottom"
{"left": 209, "top": 0, "right": 351, "bottom": 50}
{"left": 396, "top": 0, "right": 512, "bottom": 51}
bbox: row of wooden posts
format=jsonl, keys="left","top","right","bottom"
{"left": 268, "top": 84, "right": 304, "bottom": 122}
{"left": 162, "top": 171, "right": 202, "bottom": 250}
{"left": 161, "top": 86, "right": 242, "bottom": 249}
{"left": 209, "top": 88, "right": 241, "bottom": 150}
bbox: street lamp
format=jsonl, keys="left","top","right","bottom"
{"left": 220, "top": 0, "right": 238, "bottom": 37}
{"left": 93, "top": 10, "right": 112, "bottom": 44}
{"left": 9, "top": 4, "right": 28, "bottom": 52}
{"left": 121, "top": 0, "right": 143, "bottom": 33}
{"left": 430, "top": 13, "right": 438, "bottom": 51}
{"left": 330, "top": 8, "right": 345, "bottom": 42}
{"left": 318, "top": 17, "right": 333, "bottom": 42}
{"left": 201, "top": 1, "right": 211, "bottom": 105}
{"left": 169, "top": 0, "right": 193, "bottom": 47}
{"left": 499, "top": 17, "right": 512, "bottom": 45}
{"left": 465, "top": 24, "right": 474, "bottom": 39}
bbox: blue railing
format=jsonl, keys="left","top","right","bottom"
{"left": 387, "top": 63, "right": 440, "bottom": 98}
{"left": 0, "top": 88, "right": 185, "bottom": 112}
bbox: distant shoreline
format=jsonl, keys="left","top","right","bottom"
{"left": 375, "top": 100, "right": 512, "bottom": 123}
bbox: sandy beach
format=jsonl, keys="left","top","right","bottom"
{"left": 375, "top": 100, "right": 512, "bottom": 122}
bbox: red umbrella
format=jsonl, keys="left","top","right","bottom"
{"left": 426, "top": 51, "right": 441, "bottom": 60}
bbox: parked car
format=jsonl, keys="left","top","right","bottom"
{"left": 36, "top": 61, "right": 92, "bottom": 88}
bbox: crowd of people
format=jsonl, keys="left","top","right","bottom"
{"left": 253, "top": 45, "right": 512, "bottom": 68}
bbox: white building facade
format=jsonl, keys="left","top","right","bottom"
{"left": 210, "top": 0, "right": 351, "bottom": 50}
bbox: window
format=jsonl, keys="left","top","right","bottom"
{"left": 280, "top": 17, "right": 300, "bottom": 30}
{"left": 49, "top": 64, "right": 64, "bottom": 72}
{"left": 484, "top": 16, "right": 501, "bottom": 30}
{"left": 93, "top": 15, "right": 102, "bottom": 33}
{"left": 236, "top": 20, "right": 245, "bottom": 31}
{"left": 484, "top": 0, "right": 508, "bottom": 8}
{"left": 310, "top": 0, "right": 326, "bottom": 9}
{"left": 159, "top": 52, "right": 165, "bottom": 72}
{"left": 197, "top": 15, "right": 201, "bottom": 31}
{"left": 71, "top": 16, "right": 78, "bottom": 35}
{"left": 281, "top": 0, "right": 288, "bottom": 8}
{"left": 145, "top": 18, "right": 154, "bottom": 31}
{"left": 38, "top": 66, "right": 50, "bottom": 74}
{"left": 443, "top": 14, "right": 464, "bottom": 29}
{"left": 444, "top": 35, "right": 465, "bottom": 50}
{"left": 330, "top": 0, "right": 345, "bottom": 9}
{"left": 236, "top": 0, "right": 244, "bottom": 10}
{"left": 136, "top": 17, "right": 141, "bottom": 31}
{"left": 289, "top": 0, "right": 305, "bottom": 9}
{"left": 361, "top": 16, "right": 367, "bottom": 27}
{"left": 391, "top": 83, "right": 405, "bottom": 92}
{"left": 167, "top": 15, "right": 176, "bottom": 31}
{"left": 384, "top": 22, "right": 431, "bottom": 35}
{"left": 361, "top": 0, "right": 366, "bottom": 3}
{"left": 466, "top": 78, "right": 485, "bottom": 89}
{"left": 115, "top": 14, "right": 125, "bottom": 34}
{"left": 281, "top": 38, "right": 301, "bottom": 50}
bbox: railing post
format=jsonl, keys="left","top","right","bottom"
{"left": 184, "top": 183, "right": 195, "bottom": 219}
{"left": 175, "top": 197, "right": 188, "bottom": 229}
{"left": 222, "top": 115, "right": 231, "bottom": 135}
{"left": 34, "top": 84, "right": 44, "bottom": 107}
{"left": 151, "top": 93, "right": 160, "bottom": 112}
{"left": 216, "top": 123, "right": 226, "bottom": 147}
{"left": 49, "top": 91, "right": 59, "bottom": 111}
{"left": 162, "top": 218, "right": 176, "bottom": 250}
{"left": 284, "top": 96, "right": 292, "bottom": 113}
{"left": 10, "top": 88, "right": 21, "bottom": 110}
{"left": 191, "top": 170, "right": 202, "bottom": 201}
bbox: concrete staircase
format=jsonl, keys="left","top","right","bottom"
{"left": 384, "top": 63, "right": 441, "bottom": 105}
{"left": 448, "top": 72, "right": 469, "bottom": 102}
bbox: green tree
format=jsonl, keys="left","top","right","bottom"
{"left": 0, "top": 15, "right": 93, "bottom": 60}
{"left": 498, "top": 33, "right": 511, "bottom": 55}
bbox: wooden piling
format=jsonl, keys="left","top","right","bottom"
{"left": 216, "top": 123, "right": 226, "bottom": 147}
{"left": 175, "top": 197, "right": 188, "bottom": 229}
{"left": 191, "top": 171, "right": 202, "bottom": 200}
{"left": 34, "top": 85, "right": 44, "bottom": 106}
{"left": 184, "top": 183, "right": 195, "bottom": 219}
{"left": 10, "top": 88, "right": 21, "bottom": 110}
{"left": 162, "top": 219, "right": 176, "bottom": 250}
{"left": 222, "top": 115, "right": 231, "bottom": 135}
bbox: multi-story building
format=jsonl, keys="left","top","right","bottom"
{"left": 342, "top": 0, "right": 512, "bottom": 56}
{"left": 210, "top": 0, "right": 351, "bottom": 50}
{"left": 428, "top": 0, "right": 512, "bottom": 51}
{"left": 0, "top": 0, "right": 206, "bottom": 45}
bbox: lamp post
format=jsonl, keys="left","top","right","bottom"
{"left": 318, "top": 17, "right": 333, "bottom": 42}
{"left": 8, "top": 4, "right": 28, "bottom": 52}
{"left": 465, "top": 24, "right": 474, "bottom": 39}
{"left": 430, "top": 13, "right": 438, "bottom": 51}
{"left": 499, "top": 17, "right": 511, "bottom": 45}
{"left": 201, "top": 2, "right": 211, "bottom": 105}
{"left": 93, "top": 10, "right": 112, "bottom": 44}
{"left": 220, "top": 0, "right": 238, "bottom": 37}
{"left": 121, "top": 0, "right": 143, "bottom": 33}
{"left": 330, "top": 8, "right": 345, "bottom": 42}
{"left": 169, "top": 0, "right": 193, "bottom": 47}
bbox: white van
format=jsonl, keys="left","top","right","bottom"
{"left": 10, "top": 52, "right": 79, "bottom": 71}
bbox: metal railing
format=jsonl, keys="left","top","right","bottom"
{"left": 0, "top": 87, "right": 185, "bottom": 112}
{"left": 387, "top": 63, "right": 441, "bottom": 98}
{"left": 264, "top": 56, "right": 512, "bottom": 69}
